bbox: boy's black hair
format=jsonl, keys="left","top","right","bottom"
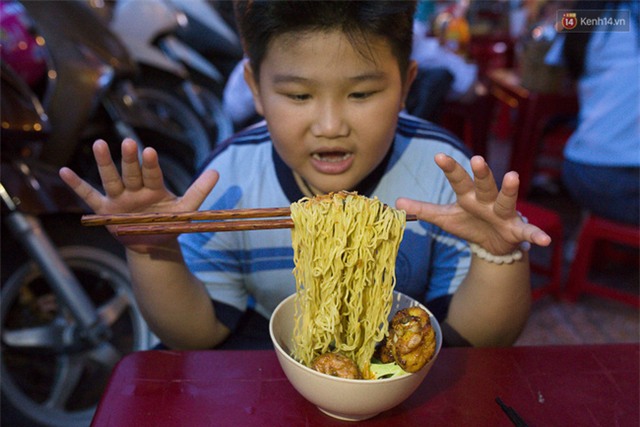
{"left": 233, "top": 0, "right": 417, "bottom": 81}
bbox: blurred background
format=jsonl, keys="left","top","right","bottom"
{"left": 1, "top": 1, "right": 638, "bottom": 426}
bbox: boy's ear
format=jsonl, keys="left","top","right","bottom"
{"left": 243, "top": 61, "right": 265, "bottom": 116}
{"left": 401, "top": 60, "right": 419, "bottom": 110}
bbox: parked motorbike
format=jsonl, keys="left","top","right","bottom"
{"left": 108, "top": 0, "right": 236, "bottom": 158}
{"left": 164, "top": 0, "right": 243, "bottom": 90}
{"left": 0, "top": 57, "right": 154, "bottom": 427}
{"left": 18, "top": 0, "right": 209, "bottom": 186}
{"left": 0, "top": 2, "right": 186, "bottom": 425}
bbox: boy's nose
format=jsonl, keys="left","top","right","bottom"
{"left": 310, "top": 101, "right": 349, "bottom": 138}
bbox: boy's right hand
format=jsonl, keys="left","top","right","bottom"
{"left": 59, "top": 138, "right": 219, "bottom": 253}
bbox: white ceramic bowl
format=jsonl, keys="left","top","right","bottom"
{"left": 269, "top": 291, "right": 443, "bottom": 421}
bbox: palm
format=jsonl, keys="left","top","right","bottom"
{"left": 397, "top": 154, "right": 551, "bottom": 255}
{"left": 59, "top": 139, "right": 218, "bottom": 251}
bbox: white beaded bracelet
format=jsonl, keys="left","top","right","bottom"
{"left": 469, "top": 243, "right": 524, "bottom": 264}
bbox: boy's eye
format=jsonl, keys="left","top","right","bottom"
{"left": 286, "top": 93, "right": 311, "bottom": 101}
{"left": 349, "top": 91, "right": 375, "bottom": 100}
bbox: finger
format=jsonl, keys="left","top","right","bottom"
{"left": 93, "top": 140, "right": 124, "bottom": 197}
{"left": 181, "top": 169, "right": 220, "bottom": 210}
{"left": 59, "top": 167, "right": 105, "bottom": 213}
{"left": 434, "top": 153, "right": 474, "bottom": 196}
{"left": 120, "top": 138, "right": 144, "bottom": 190}
{"left": 395, "top": 197, "right": 451, "bottom": 225}
{"left": 140, "top": 146, "right": 165, "bottom": 191}
{"left": 530, "top": 228, "right": 552, "bottom": 247}
{"left": 516, "top": 223, "right": 552, "bottom": 247}
{"left": 494, "top": 171, "right": 519, "bottom": 218}
{"left": 470, "top": 156, "right": 498, "bottom": 204}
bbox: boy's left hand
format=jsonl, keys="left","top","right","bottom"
{"left": 396, "top": 154, "right": 551, "bottom": 256}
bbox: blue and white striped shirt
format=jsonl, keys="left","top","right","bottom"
{"left": 179, "top": 113, "right": 473, "bottom": 329}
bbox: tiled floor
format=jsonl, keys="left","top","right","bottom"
{"left": 486, "top": 138, "right": 639, "bottom": 346}
{"left": 517, "top": 294, "right": 639, "bottom": 346}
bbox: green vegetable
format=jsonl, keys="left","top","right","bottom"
{"left": 370, "top": 361, "right": 409, "bottom": 379}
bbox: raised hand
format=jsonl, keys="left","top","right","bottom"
{"left": 59, "top": 138, "right": 218, "bottom": 251}
{"left": 396, "top": 153, "right": 551, "bottom": 255}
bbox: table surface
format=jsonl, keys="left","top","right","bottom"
{"left": 91, "top": 344, "right": 639, "bottom": 427}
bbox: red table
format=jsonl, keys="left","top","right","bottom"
{"left": 91, "top": 344, "right": 639, "bottom": 427}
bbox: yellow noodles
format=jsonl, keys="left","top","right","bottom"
{"left": 290, "top": 191, "right": 406, "bottom": 378}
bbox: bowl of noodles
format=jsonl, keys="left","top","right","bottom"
{"left": 270, "top": 291, "right": 442, "bottom": 421}
{"left": 269, "top": 191, "right": 442, "bottom": 421}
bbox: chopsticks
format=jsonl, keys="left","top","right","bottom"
{"left": 81, "top": 208, "right": 418, "bottom": 236}
{"left": 495, "top": 397, "right": 529, "bottom": 427}
{"left": 82, "top": 207, "right": 293, "bottom": 235}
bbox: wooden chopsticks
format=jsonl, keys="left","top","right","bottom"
{"left": 81, "top": 207, "right": 417, "bottom": 236}
{"left": 81, "top": 207, "right": 292, "bottom": 226}
{"left": 82, "top": 207, "right": 293, "bottom": 235}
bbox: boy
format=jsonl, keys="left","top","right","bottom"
{"left": 60, "top": 1, "right": 550, "bottom": 349}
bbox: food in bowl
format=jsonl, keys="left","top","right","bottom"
{"left": 289, "top": 191, "right": 407, "bottom": 379}
{"left": 269, "top": 291, "right": 442, "bottom": 421}
{"left": 375, "top": 306, "right": 437, "bottom": 374}
{"left": 310, "top": 305, "right": 438, "bottom": 380}
{"left": 311, "top": 352, "right": 363, "bottom": 379}
{"left": 272, "top": 192, "right": 441, "bottom": 420}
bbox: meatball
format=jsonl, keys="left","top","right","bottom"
{"left": 311, "top": 352, "right": 362, "bottom": 379}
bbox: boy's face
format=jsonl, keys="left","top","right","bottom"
{"left": 245, "top": 30, "right": 417, "bottom": 194}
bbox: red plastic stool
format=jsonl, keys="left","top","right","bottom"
{"left": 517, "top": 201, "right": 564, "bottom": 300}
{"left": 563, "top": 214, "right": 640, "bottom": 308}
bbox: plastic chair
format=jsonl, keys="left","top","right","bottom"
{"left": 439, "top": 91, "right": 494, "bottom": 158}
{"left": 517, "top": 200, "right": 564, "bottom": 300}
{"left": 486, "top": 68, "right": 579, "bottom": 196}
{"left": 563, "top": 214, "right": 640, "bottom": 308}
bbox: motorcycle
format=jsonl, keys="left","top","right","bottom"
{"left": 0, "top": 58, "right": 154, "bottom": 427}
{"left": 0, "top": 2, "right": 193, "bottom": 425}
{"left": 17, "top": 0, "right": 210, "bottom": 187}
{"left": 108, "top": 0, "right": 237, "bottom": 158}
{"left": 163, "top": 0, "right": 243, "bottom": 90}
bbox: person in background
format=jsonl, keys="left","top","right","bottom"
{"left": 413, "top": 0, "right": 478, "bottom": 100}
{"left": 547, "top": 1, "right": 639, "bottom": 225}
{"left": 60, "top": 1, "right": 550, "bottom": 351}
{"left": 406, "top": 6, "right": 479, "bottom": 122}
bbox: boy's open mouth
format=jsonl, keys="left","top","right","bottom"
{"left": 310, "top": 150, "right": 354, "bottom": 174}
{"left": 311, "top": 151, "right": 352, "bottom": 162}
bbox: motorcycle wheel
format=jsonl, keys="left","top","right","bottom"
{"left": 134, "top": 86, "right": 214, "bottom": 172}
{"left": 1, "top": 246, "right": 152, "bottom": 427}
{"left": 158, "top": 154, "right": 195, "bottom": 196}
{"left": 177, "top": 82, "right": 234, "bottom": 148}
